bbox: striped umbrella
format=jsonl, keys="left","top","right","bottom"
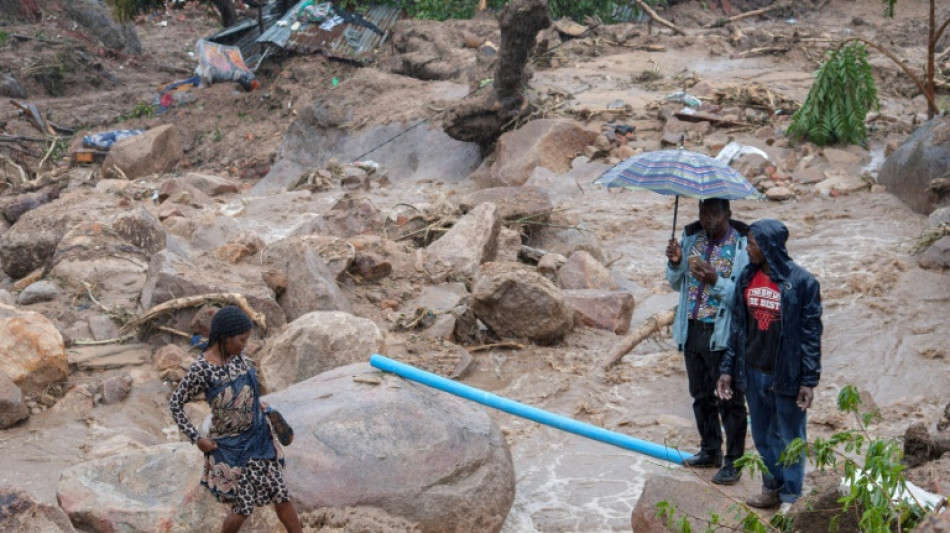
{"left": 594, "top": 149, "right": 761, "bottom": 239}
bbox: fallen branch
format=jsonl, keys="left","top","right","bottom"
{"left": 0, "top": 135, "right": 48, "bottom": 143}
{"left": 467, "top": 341, "right": 525, "bottom": 352}
{"left": 634, "top": 0, "right": 685, "bottom": 36}
{"left": 706, "top": 3, "right": 785, "bottom": 27}
{"left": 71, "top": 333, "right": 138, "bottom": 346}
{"left": 731, "top": 46, "right": 790, "bottom": 59}
{"left": 602, "top": 309, "right": 676, "bottom": 371}
{"left": 119, "top": 292, "right": 267, "bottom": 335}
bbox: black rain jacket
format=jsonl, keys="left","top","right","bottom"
{"left": 720, "top": 219, "right": 823, "bottom": 396}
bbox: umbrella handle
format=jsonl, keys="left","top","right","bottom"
{"left": 671, "top": 195, "right": 679, "bottom": 241}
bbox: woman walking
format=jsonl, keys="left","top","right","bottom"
{"left": 169, "top": 306, "right": 303, "bottom": 533}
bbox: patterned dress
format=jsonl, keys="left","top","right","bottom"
{"left": 169, "top": 354, "right": 289, "bottom": 515}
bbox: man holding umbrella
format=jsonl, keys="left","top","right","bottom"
{"left": 666, "top": 198, "right": 749, "bottom": 485}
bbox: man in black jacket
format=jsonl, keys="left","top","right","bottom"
{"left": 716, "top": 219, "right": 823, "bottom": 512}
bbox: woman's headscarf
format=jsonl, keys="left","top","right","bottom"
{"left": 204, "top": 306, "right": 254, "bottom": 350}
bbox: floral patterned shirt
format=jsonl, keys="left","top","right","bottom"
{"left": 687, "top": 227, "right": 740, "bottom": 322}
{"left": 169, "top": 354, "right": 257, "bottom": 444}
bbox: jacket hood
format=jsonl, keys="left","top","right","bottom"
{"left": 749, "top": 218, "right": 793, "bottom": 281}
{"left": 684, "top": 219, "right": 749, "bottom": 237}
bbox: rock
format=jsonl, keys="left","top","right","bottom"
{"left": 189, "top": 212, "right": 242, "bottom": 251}
{"left": 269, "top": 363, "right": 515, "bottom": 533}
{"left": 65, "top": 0, "right": 141, "bottom": 54}
{"left": 0, "top": 487, "right": 75, "bottom": 532}
{"left": 157, "top": 178, "right": 212, "bottom": 205}
{"left": 261, "top": 235, "right": 352, "bottom": 321}
{"left": 524, "top": 162, "right": 611, "bottom": 203}
{"left": 283, "top": 235, "right": 354, "bottom": 280}
{"left": 140, "top": 250, "right": 286, "bottom": 331}
{"left": 878, "top": 116, "right": 950, "bottom": 214}
{"left": 0, "top": 186, "right": 60, "bottom": 224}
{"left": 181, "top": 172, "right": 241, "bottom": 196}
{"left": 916, "top": 508, "right": 950, "bottom": 532}
{"left": 424, "top": 203, "right": 501, "bottom": 283}
{"left": 0, "top": 289, "right": 12, "bottom": 306}
{"left": 496, "top": 227, "right": 521, "bottom": 263}
{"left": 98, "top": 374, "right": 132, "bottom": 404}
{"left": 484, "top": 118, "right": 597, "bottom": 187}
{"left": 48, "top": 208, "right": 165, "bottom": 309}
{"left": 0, "top": 304, "right": 67, "bottom": 395}
{"left": 524, "top": 210, "right": 604, "bottom": 262}
{"left": 87, "top": 313, "right": 120, "bottom": 341}
{"left": 349, "top": 251, "right": 392, "bottom": 281}
{"left": 293, "top": 194, "right": 382, "bottom": 238}
{"left": 783, "top": 470, "right": 862, "bottom": 532}
{"left": 16, "top": 280, "right": 59, "bottom": 304}
{"left": 791, "top": 166, "right": 827, "bottom": 185}
{"left": 563, "top": 289, "right": 635, "bottom": 334}
{"left": 153, "top": 344, "right": 187, "bottom": 372}
{"left": 456, "top": 186, "right": 553, "bottom": 222}
{"left": 815, "top": 169, "right": 868, "bottom": 196}
{"left": 765, "top": 186, "right": 796, "bottom": 201}
{"left": 929, "top": 207, "right": 950, "bottom": 227}
{"left": 48, "top": 385, "right": 95, "bottom": 415}
{"left": 0, "top": 190, "right": 117, "bottom": 279}
{"left": 58, "top": 442, "right": 281, "bottom": 532}
{"left": 632, "top": 471, "right": 746, "bottom": 531}
{"left": 919, "top": 236, "right": 950, "bottom": 270}
{"left": 537, "top": 252, "right": 567, "bottom": 280}
{"left": 86, "top": 435, "right": 148, "bottom": 460}
{"left": 0, "top": 369, "right": 29, "bottom": 428}
{"left": 409, "top": 282, "right": 469, "bottom": 312}
{"left": 102, "top": 124, "right": 184, "bottom": 180}
{"left": 259, "top": 311, "right": 384, "bottom": 392}
{"left": 822, "top": 147, "right": 861, "bottom": 165}
{"left": 423, "top": 314, "right": 457, "bottom": 341}
{"left": 472, "top": 262, "right": 573, "bottom": 344}
{"left": 557, "top": 251, "right": 617, "bottom": 290}
{"left": 256, "top": 70, "right": 480, "bottom": 195}
{"left": 0, "top": 72, "right": 26, "bottom": 99}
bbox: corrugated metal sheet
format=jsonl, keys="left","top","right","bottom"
{"left": 270, "top": 4, "right": 400, "bottom": 64}
{"left": 206, "top": 0, "right": 290, "bottom": 68}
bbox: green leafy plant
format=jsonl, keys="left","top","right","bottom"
{"left": 657, "top": 385, "right": 942, "bottom": 532}
{"left": 787, "top": 43, "right": 879, "bottom": 146}
{"left": 117, "top": 102, "right": 155, "bottom": 122}
{"left": 0, "top": 31, "right": 10, "bottom": 47}
{"left": 212, "top": 128, "right": 223, "bottom": 142}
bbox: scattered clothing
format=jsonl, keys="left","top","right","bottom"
{"left": 82, "top": 129, "right": 144, "bottom": 150}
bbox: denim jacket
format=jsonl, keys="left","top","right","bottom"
{"left": 667, "top": 220, "right": 750, "bottom": 352}
{"left": 720, "top": 219, "right": 823, "bottom": 396}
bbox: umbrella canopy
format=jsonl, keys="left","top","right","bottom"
{"left": 593, "top": 149, "right": 760, "bottom": 199}
{"left": 594, "top": 149, "right": 760, "bottom": 239}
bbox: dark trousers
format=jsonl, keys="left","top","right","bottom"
{"left": 745, "top": 368, "right": 807, "bottom": 503}
{"left": 684, "top": 322, "right": 747, "bottom": 462}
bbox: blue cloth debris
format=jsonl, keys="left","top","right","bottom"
{"left": 82, "top": 129, "right": 145, "bottom": 150}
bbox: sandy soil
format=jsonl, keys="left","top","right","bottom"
{"left": 0, "top": 0, "right": 948, "bottom": 531}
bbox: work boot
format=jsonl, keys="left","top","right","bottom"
{"left": 711, "top": 460, "right": 740, "bottom": 485}
{"left": 746, "top": 489, "right": 781, "bottom": 509}
{"left": 683, "top": 451, "right": 723, "bottom": 468}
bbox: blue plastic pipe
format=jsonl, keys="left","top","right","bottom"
{"left": 369, "top": 354, "right": 694, "bottom": 465}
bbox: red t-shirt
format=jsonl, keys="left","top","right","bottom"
{"left": 744, "top": 269, "right": 781, "bottom": 373}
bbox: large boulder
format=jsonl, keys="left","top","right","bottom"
{"left": 102, "top": 125, "right": 183, "bottom": 180}
{"left": 0, "top": 487, "right": 75, "bottom": 532}
{"left": 557, "top": 250, "right": 617, "bottom": 290}
{"left": 471, "top": 262, "right": 573, "bottom": 344}
{"left": 57, "top": 443, "right": 280, "bottom": 532}
{"left": 292, "top": 194, "right": 382, "bottom": 238}
{"left": 919, "top": 236, "right": 950, "bottom": 270}
{"left": 424, "top": 203, "right": 501, "bottom": 284}
{"left": 456, "top": 186, "right": 554, "bottom": 222}
{"left": 0, "top": 369, "right": 29, "bottom": 428}
{"left": 878, "top": 116, "right": 950, "bottom": 214}
{"left": 269, "top": 363, "right": 515, "bottom": 533}
{"left": 482, "top": 118, "right": 597, "bottom": 187}
{"left": 563, "top": 289, "right": 635, "bottom": 335}
{"left": 632, "top": 471, "right": 746, "bottom": 531}
{"left": 260, "top": 235, "right": 352, "bottom": 321}
{"left": 140, "top": 250, "right": 286, "bottom": 331}
{"left": 259, "top": 311, "right": 384, "bottom": 392}
{"left": 180, "top": 172, "right": 241, "bottom": 197}
{"left": 49, "top": 208, "right": 165, "bottom": 309}
{"left": 65, "top": 0, "right": 141, "bottom": 54}
{"left": 0, "top": 190, "right": 118, "bottom": 279}
{"left": 0, "top": 304, "right": 67, "bottom": 395}
{"left": 524, "top": 210, "right": 605, "bottom": 262}
{"left": 253, "top": 69, "right": 481, "bottom": 195}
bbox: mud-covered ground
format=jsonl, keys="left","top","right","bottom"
{"left": 0, "top": 0, "right": 948, "bottom": 531}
